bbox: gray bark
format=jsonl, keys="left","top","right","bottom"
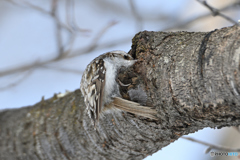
{"left": 1, "top": 25, "right": 240, "bottom": 160}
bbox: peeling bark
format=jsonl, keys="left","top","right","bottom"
{"left": 1, "top": 25, "right": 240, "bottom": 160}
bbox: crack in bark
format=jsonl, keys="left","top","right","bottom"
{"left": 154, "top": 33, "right": 176, "bottom": 50}
{"left": 198, "top": 29, "right": 217, "bottom": 78}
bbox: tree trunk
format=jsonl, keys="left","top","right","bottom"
{"left": 1, "top": 25, "right": 240, "bottom": 160}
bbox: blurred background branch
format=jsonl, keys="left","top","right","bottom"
{"left": 197, "top": 0, "right": 240, "bottom": 25}
{"left": 1, "top": 0, "right": 240, "bottom": 79}
{"left": 181, "top": 137, "right": 240, "bottom": 153}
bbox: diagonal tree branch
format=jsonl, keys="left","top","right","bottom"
{"left": 1, "top": 25, "right": 240, "bottom": 160}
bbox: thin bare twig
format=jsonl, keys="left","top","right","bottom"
{"left": 129, "top": 0, "right": 143, "bottom": 31}
{"left": 63, "top": 35, "right": 76, "bottom": 57}
{"left": 63, "top": 0, "right": 79, "bottom": 55}
{"left": 50, "top": 0, "right": 65, "bottom": 59}
{"left": 68, "top": 36, "right": 131, "bottom": 59}
{"left": 165, "top": 1, "right": 240, "bottom": 31}
{"left": 181, "top": 137, "right": 240, "bottom": 153}
{"left": 41, "top": 65, "right": 83, "bottom": 74}
{"left": 70, "top": 20, "right": 119, "bottom": 56}
{"left": 197, "top": 0, "right": 239, "bottom": 25}
{"left": 71, "top": 0, "right": 91, "bottom": 33}
{"left": 65, "top": 0, "right": 91, "bottom": 33}
{"left": 8, "top": 0, "right": 74, "bottom": 33}
{"left": 65, "top": 0, "right": 72, "bottom": 29}
{"left": 0, "top": 71, "right": 32, "bottom": 91}
{"left": 7, "top": 0, "right": 50, "bottom": 14}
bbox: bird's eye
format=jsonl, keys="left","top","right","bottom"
{"left": 124, "top": 55, "right": 128, "bottom": 59}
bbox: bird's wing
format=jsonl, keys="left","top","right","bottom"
{"left": 88, "top": 59, "right": 106, "bottom": 126}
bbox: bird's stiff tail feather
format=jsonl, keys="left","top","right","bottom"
{"left": 112, "top": 97, "right": 157, "bottom": 120}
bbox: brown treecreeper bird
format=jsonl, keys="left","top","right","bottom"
{"left": 80, "top": 50, "right": 157, "bottom": 127}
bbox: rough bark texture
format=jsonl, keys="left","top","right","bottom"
{"left": 1, "top": 25, "right": 240, "bottom": 160}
